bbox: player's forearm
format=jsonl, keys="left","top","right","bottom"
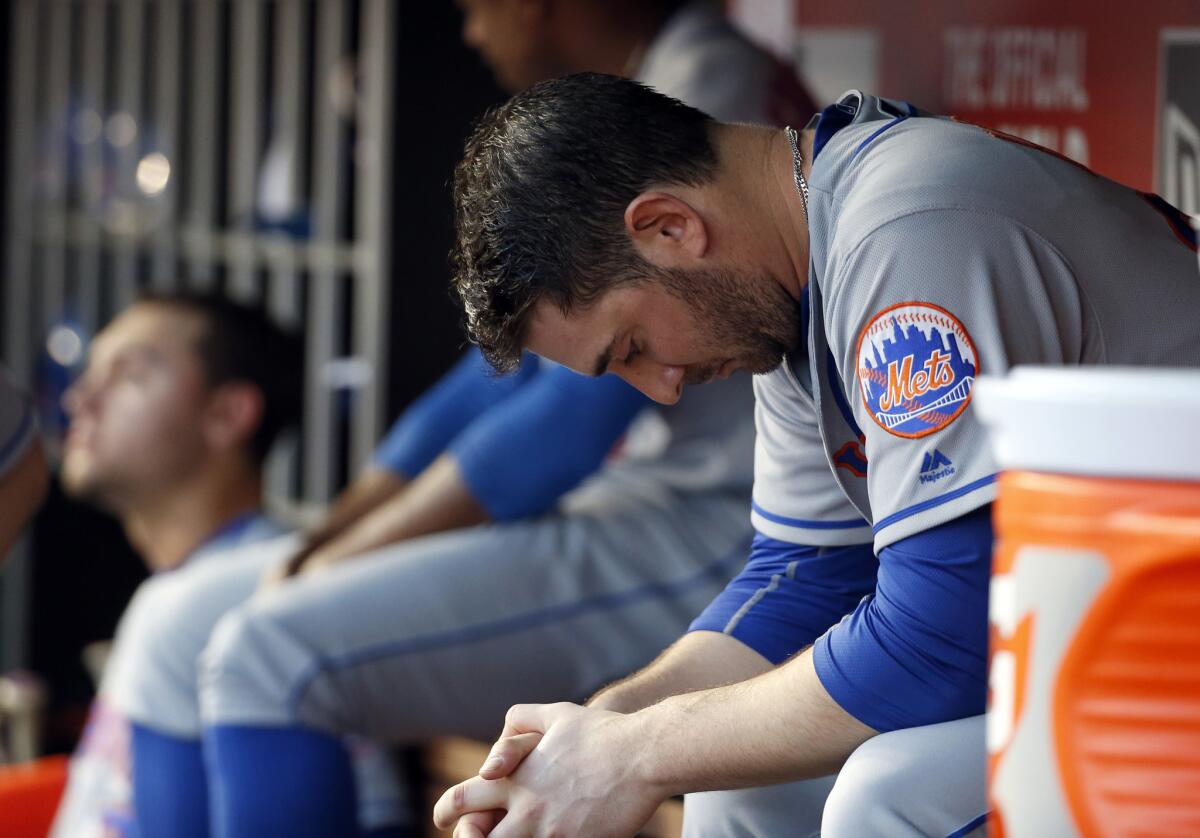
{"left": 589, "top": 631, "right": 773, "bottom": 713}
{"left": 308, "top": 454, "right": 488, "bottom": 565}
{"left": 302, "top": 469, "right": 408, "bottom": 553}
{"left": 628, "top": 648, "right": 876, "bottom": 794}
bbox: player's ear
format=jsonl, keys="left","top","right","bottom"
{"left": 624, "top": 192, "right": 709, "bottom": 268}
{"left": 203, "top": 381, "right": 264, "bottom": 455}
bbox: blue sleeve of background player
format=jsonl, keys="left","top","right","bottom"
{"left": 371, "top": 347, "right": 539, "bottom": 479}
{"left": 689, "top": 533, "right": 878, "bottom": 664}
{"left": 449, "top": 364, "right": 649, "bottom": 521}
{"left": 813, "top": 505, "right": 992, "bottom": 732}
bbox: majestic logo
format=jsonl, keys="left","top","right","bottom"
{"left": 856, "top": 302, "right": 979, "bottom": 439}
{"left": 919, "top": 448, "right": 956, "bottom": 484}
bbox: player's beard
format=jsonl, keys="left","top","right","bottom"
{"left": 657, "top": 263, "right": 802, "bottom": 382}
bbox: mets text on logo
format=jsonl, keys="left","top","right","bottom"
{"left": 919, "top": 448, "right": 956, "bottom": 484}
{"left": 855, "top": 302, "right": 979, "bottom": 439}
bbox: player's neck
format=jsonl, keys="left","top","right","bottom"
{"left": 763, "top": 126, "right": 813, "bottom": 301}
{"left": 712, "top": 124, "right": 812, "bottom": 304}
{"left": 123, "top": 464, "right": 263, "bottom": 572}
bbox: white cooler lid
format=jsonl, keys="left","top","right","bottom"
{"left": 974, "top": 366, "right": 1200, "bottom": 481}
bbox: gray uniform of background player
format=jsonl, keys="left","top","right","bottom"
{"left": 84, "top": 531, "right": 407, "bottom": 833}
{"left": 691, "top": 91, "right": 1200, "bottom": 837}
{"left": 192, "top": 6, "right": 838, "bottom": 825}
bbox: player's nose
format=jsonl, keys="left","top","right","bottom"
{"left": 62, "top": 375, "right": 98, "bottom": 417}
{"left": 617, "top": 362, "right": 684, "bottom": 405}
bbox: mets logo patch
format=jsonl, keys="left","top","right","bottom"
{"left": 855, "top": 302, "right": 978, "bottom": 439}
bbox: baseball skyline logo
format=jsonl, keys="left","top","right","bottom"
{"left": 856, "top": 302, "right": 978, "bottom": 439}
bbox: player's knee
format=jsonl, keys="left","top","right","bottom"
{"left": 199, "top": 605, "right": 287, "bottom": 718}
{"left": 822, "top": 733, "right": 918, "bottom": 838}
{"left": 199, "top": 598, "right": 341, "bottom": 730}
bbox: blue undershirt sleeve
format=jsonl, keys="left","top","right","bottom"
{"left": 449, "top": 365, "right": 650, "bottom": 521}
{"left": 370, "top": 348, "right": 539, "bottom": 479}
{"left": 204, "top": 725, "right": 357, "bottom": 838}
{"left": 812, "top": 505, "right": 993, "bottom": 732}
{"left": 688, "top": 533, "right": 878, "bottom": 664}
{"left": 131, "top": 723, "right": 210, "bottom": 838}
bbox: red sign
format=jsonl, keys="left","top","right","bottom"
{"left": 729, "top": 0, "right": 1200, "bottom": 193}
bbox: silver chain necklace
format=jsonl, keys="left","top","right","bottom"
{"left": 785, "top": 126, "right": 810, "bottom": 219}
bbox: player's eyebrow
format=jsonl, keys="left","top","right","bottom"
{"left": 591, "top": 338, "right": 616, "bottom": 378}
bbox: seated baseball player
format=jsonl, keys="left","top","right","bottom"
{"left": 47, "top": 294, "right": 408, "bottom": 838}
{"left": 147, "top": 5, "right": 836, "bottom": 837}
{"left": 0, "top": 366, "right": 47, "bottom": 563}
{"left": 432, "top": 76, "right": 1200, "bottom": 837}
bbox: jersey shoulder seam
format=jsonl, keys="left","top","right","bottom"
{"left": 825, "top": 204, "right": 1107, "bottom": 364}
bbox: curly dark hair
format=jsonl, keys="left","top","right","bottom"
{"left": 451, "top": 73, "right": 718, "bottom": 372}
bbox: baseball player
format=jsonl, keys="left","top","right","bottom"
{"left": 435, "top": 76, "right": 1200, "bottom": 837}
{"left": 155, "top": 4, "right": 839, "bottom": 837}
{"left": 47, "top": 294, "right": 407, "bottom": 838}
{"left": 0, "top": 366, "right": 47, "bottom": 562}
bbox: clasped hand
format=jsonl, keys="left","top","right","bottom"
{"left": 434, "top": 702, "right": 669, "bottom": 838}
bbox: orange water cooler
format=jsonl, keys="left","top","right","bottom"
{"left": 976, "top": 367, "right": 1200, "bottom": 837}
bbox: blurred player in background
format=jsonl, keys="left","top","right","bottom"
{"left": 47, "top": 294, "right": 408, "bottom": 838}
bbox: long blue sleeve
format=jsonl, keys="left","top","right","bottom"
{"left": 689, "top": 533, "right": 878, "bottom": 664}
{"left": 371, "top": 348, "right": 539, "bottom": 479}
{"left": 132, "top": 724, "right": 210, "bottom": 838}
{"left": 450, "top": 364, "right": 649, "bottom": 521}
{"left": 813, "top": 505, "right": 992, "bottom": 732}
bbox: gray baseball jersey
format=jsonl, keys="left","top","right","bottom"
{"left": 637, "top": 0, "right": 816, "bottom": 129}
{"left": 756, "top": 90, "right": 1200, "bottom": 552}
{"left": 0, "top": 366, "right": 34, "bottom": 478}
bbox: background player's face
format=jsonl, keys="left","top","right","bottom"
{"left": 525, "top": 266, "right": 801, "bottom": 405}
{"left": 456, "top": 0, "right": 564, "bottom": 93}
{"left": 61, "top": 304, "right": 214, "bottom": 510}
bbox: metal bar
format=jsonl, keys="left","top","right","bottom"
{"left": 304, "top": 0, "right": 348, "bottom": 503}
{"left": 111, "top": 0, "right": 146, "bottom": 308}
{"left": 1, "top": 0, "right": 41, "bottom": 674}
{"left": 264, "top": 233, "right": 302, "bottom": 503}
{"left": 350, "top": 0, "right": 396, "bottom": 470}
{"left": 4, "top": 0, "right": 39, "bottom": 383}
{"left": 226, "top": 0, "right": 263, "bottom": 302}
{"left": 265, "top": 0, "right": 307, "bottom": 330}
{"left": 149, "top": 0, "right": 183, "bottom": 291}
{"left": 74, "top": 0, "right": 109, "bottom": 336}
{"left": 271, "top": 0, "right": 307, "bottom": 223}
{"left": 38, "top": 0, "right": 72, "bottom": 333}
{"left": 264, "top": 0, "right": 309, "bottom": 502}
{"left": 184, "top": 0, "right": 220, "bottom": 290}
{"left": 27, "top": 211, "right": 361, "bottom": 275}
